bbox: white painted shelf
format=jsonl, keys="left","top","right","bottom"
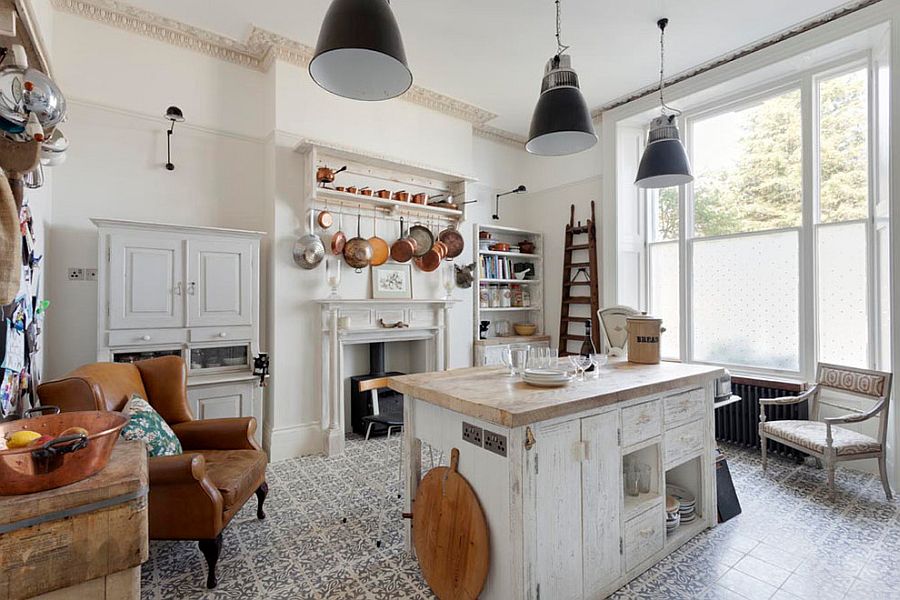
{"left": 479, "top": 250, "right": 542, "bottom": 259}
{"left": 314, "top": 187, "right": 463, "bottom": 221}
{"left": 480, "top": 306, "right": 541, "bottom": 313}
{"left": 479, "top": 279, "right": 541, "bottom": 284}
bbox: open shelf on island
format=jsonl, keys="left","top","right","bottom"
{"left": 665, "top": 457, "right": 703, "bottom": 546}
{"left": 623, "top": 443, "right": 662, "bottom": 520}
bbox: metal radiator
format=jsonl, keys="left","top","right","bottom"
{"left": 715, "top": 377, "right": 809, "bottom": 460}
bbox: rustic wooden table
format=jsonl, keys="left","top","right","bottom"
{"left": 0, "top": 440, "right": 149, "bottom": 600}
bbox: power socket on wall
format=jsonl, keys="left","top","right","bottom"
{"left": 67, "top": 267, "right": 84, "bottom": 281}
{"left": 483, "top": 430, "right": 507, "bottom": 457}
{"left": 462, "top": 422, "right": 483, "bottom": 447}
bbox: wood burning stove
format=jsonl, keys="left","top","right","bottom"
{"left": 349, "top": 342, "right": 404, "bottom": 436}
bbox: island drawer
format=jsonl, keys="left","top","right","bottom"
{"left": 663, "top": 388, "right": 705, "bottom": 429}
{"left": 665, "top": 419, "right": 705, "bottom": 468}
{"left": 624, "top": 505, "right": 664, "bottom": 572}
{"left": 621, "top": 399, "right": 661, "bottom": 447}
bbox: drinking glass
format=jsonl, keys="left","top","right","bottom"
{"left": 528, "top": 346, "right": 548, "bottom": 369}
{"left": 569, "top": 355, "right": 591, "bottom": 380}
{"left": 325, "top": 255, "right": 341, "bottom": 299}
{"left": 638, "top": 464, "right": 652, "bottom": 494}
{"left": 589, "top": 353, "right": 607, "bottom": 379}
{"left": 624, "top": 464, "right": 640, "bottom": 497}
{"left": 547, "top": 348, "right": 559, "bottom": 369}
{"left": 502, "top": 346, "right": 528, "bottom": 376}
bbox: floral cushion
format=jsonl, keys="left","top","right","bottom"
{"left": 762, "top": 420, "right": 881, "bottom": 456}
{"left": 120, "top": 394, "right": 182, "bottom": 457}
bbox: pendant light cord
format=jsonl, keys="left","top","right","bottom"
{"left": 657, "top": 18, "right": 681, "bottom": 117}
{"left": 555, "top": 0, "right": 569, "bottom": 57}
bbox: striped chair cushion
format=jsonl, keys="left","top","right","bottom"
{"left": 763, "top": 420, "right": 881, "bottom": 456}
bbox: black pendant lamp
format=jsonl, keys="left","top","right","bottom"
{"left": 526, "top": 0, "right": 597, "bottom": 156}
{"left": 635, "top": 18, "right": 693, "bottom": 189}
{"left": 309, "top": 0, "right": 412, "bottom": 101}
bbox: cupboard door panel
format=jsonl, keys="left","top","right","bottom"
{"left": 582, "top": 411, "right": 622, "bottom": 594}
{"left": 187, "top": 239, "right": 253, "bottom": 327}
{"left": 108, "top": 235, "right": 183, "bottom": 329}
{"left": 531, "top": 420, "right": 583, "bottom": 600}
{"left": 187, "top": 381, "right": 259, "bottom": 442}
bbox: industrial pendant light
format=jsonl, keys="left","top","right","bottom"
{"left": 309, "top": 0, "right": 412, "bottom": 101}
{"left": 526, "top": 0, "right": 597, "bottom": 156}
{"left": 635, "top": 18, "right": 693, "bottom": 189}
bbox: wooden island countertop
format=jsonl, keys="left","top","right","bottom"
{"left": 388, "top": 359, "right": 724, "bottom": 428}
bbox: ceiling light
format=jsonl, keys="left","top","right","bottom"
{"left": 526, "top": 0, "right": 597, "bottom": 156}
{"left": 635, "top": 18, "right": 693, "bottom": 189}
{"left": 309, "top": 0, "right": 412, "bottom": 101}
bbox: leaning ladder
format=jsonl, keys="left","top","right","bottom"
{"left": 558, "top": 201, "right": 600, "bottom": 356}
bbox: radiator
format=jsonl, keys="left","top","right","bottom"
{"left": 715, "top": 377, "right": 809, "bottom": 460}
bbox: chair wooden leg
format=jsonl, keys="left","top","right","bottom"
{"left": 198, "top": 533, "right": 223, "bottom": 589}
{"left": 878, "top": 455, "right": 893, "bottom": 501}
{"left": 825, "top": 454, "right": 836, "bottom": 500}
{"left": 760, "top": 434, "right": 767, "bottom": 471}
{"left": 256, "top": 481, "right": 269, "bottom": 519}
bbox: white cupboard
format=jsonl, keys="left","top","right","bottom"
{"left": 95, "top": 220, "right": 264, "bottom": 440}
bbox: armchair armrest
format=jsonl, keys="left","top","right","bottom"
{"left": 171, "top": 417, "right": 259, "bottom": 451}
{"left": 759, "top": 385, "right": 817, "bottom": 423}
{"left": 148, "top": 453, "right": 224, "bottom": 539}
{"left": 824, "top": 397, "right": 887, "bottom": 427}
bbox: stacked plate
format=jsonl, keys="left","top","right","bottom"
{"left": 665, "top": 494, "right": 681, "bottom": 535}
{"left": 666, "top": 484, "right": 696, "bottom": 526}
{"left": 522, "top": 368, "right": 572, "bottom": 388}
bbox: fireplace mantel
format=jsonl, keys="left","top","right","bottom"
{"left": 317, "top": 298, "right": 458, "bottom": 455}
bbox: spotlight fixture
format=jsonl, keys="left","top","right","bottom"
{"left": 164, "top": 105, "right": 184, "bottom": 171}
{"left": 526, "top": 0, "right": 597, "bottom": 156}
{"left": 309, "top": 0, "right": 412, "bottom": 101}
{"left": 492, "top": 185, "right": 527, "bottom": 220}
{"left": 635, "top": 18, "right": 693, "bottom": 189}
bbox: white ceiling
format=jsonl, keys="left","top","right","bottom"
{"left": 123, "top": 0, "right": 853, "bottom": 135}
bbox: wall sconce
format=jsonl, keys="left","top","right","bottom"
{"left": 492, "top": 185, "right": 527, "bottom": 220}
{"left": 164, "top": 105, "right": 184, "bottom": 171}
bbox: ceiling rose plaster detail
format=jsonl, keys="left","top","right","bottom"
{"left": 51, "top": 0, "right": 506, "bottom": 134}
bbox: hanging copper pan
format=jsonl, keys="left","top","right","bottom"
{"left": 390, "top": 216, "right": 416, "bottom": 263}
{"left": 330, "top": 211, "right": 346, "bottom": 255}
{"left": 407, "top": 220, "right": 434, "bottom": 257}
{"left": 415, "top": 220, "right": 443, "bottom": 272}
{"left": 438, "top": 223, "right": 464, "bottom": 259}
{"left": 368, "top": 208, "right": 389, "bottom": 267}
{"left": 343, "top": 209, "right": 373, "bottom": 272}
{"left": 317, "top": 198, "right": 333, "bottom": 229}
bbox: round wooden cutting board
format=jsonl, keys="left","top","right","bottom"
{"left": 412, "top": 448, "right": 490, "bottom": 600}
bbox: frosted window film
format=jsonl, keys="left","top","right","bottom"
{"left": 649, "top": 241, "right": 680, "bottom": 359}
{"left": 817, "top": 222, "right": 868, "bottom": 367}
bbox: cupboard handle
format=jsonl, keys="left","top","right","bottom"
{"left": 140, "top": 335, "right": 151, "bottom": 341}
{"left": 174, "top": 282, "right": 183, "bottom": 296}
{"left": 218, "top": 332, "right": 228, "bottom": 338}
{"left": 639, "top": 528, "right": 654, "bottom": 537}
{"left": 188, "top": 282, "right": 196, "bottom": 295}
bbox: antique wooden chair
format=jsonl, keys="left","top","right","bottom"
{"left": 759, "top": 363, "right": 893, "bottom": 499}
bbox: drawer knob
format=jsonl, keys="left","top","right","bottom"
{"left": 140, "top": 335, "right": 151, "bottom": 341}
{"left": 639, "top": 527, "right": 655, "bottom": 537}
{"left": 218, "top": 332, "right": 228, "bottom": 338}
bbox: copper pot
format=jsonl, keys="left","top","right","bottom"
{"left": 411, "top": 192, "right": 427, "bottom": 205}
{"left": 343, "top": 211, "right": 373, "bottom": 272}
{"left": 415, "top": 248, "right": 442, "bottom": 272}
{"left": 335, "top": 186, "right": 347, "bottom": 193}
{"left": 375, "top": 189, "right": 391, "bottom": 199}
{"left": 518, "top": 239, "right": 536, "bottom": 254}
{"left": 438, "top": 224, "right": 465, "bottom": 259}
{"left": 317, "top": 201, "right": 333, "bottom": 229}
{"left": 433, "top": 239, "right": 448, "bottom": 260}
{"left": 390, "top": 216, "right": 417, "bottom": 263}
{"left": 346, "top": 186, "right": 359, "bottom": 194}
{"left": 316, "top": 165, "right": 346, "bottom": 185}
{"left": 331, "top": 211, "right": 346, "bottom": 255}
{"left": 0, "top": 411, "right": 128, "bottom": 495}
{"left": 358, "top": 187, "right": 372, "bottom": 197}
{"left": 367, "top": 208, "right": 389, "bottom": 267}
{"left": 392, "top": 190, "right": 410, "bottom": 202}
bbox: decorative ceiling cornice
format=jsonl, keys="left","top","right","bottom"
{"left": 51, "top": 0, "right": 505, "bottom": 132}
{"left": 473, "top": 124, "right": 527, "bottom": 147}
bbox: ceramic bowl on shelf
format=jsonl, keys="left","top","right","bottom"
{"left": 490, "top": 243, "right": 510, "bottom": 252}
{"left": 514, "top": 323, "right": 537, "bottom": 336}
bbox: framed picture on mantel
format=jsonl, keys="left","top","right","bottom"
{"left": 372, "top": 264, "right": 412, "bottom": 299}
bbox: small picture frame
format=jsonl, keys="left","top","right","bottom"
{"left": 372, "top": 263, "right": 413, "bottom": 299}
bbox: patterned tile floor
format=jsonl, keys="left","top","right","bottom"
{"left": 140, "top": 436, "right": 899, "bottom": 599}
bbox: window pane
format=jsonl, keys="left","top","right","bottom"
{"left": 692, "top": 90, "right": 802, "bottom": 236}
{"left": 817, "top": 222, "right": 868, "bottom": 367}
{"left": 818, "top": 69, "right": 868, "bottom": 223}
{"left": 649, "top": 241, "right": 679, "bottom": 358}
{"left": 651, "top": 187, "right": 679, "bottom": 241}
{"left": 692, "top": 230, "right": 799, "bottom": 370}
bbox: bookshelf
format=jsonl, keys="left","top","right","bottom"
{"left": 473, "top": 223, "right": 547, "bottom": 365}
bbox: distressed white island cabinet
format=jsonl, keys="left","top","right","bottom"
{"left": 389, "top": 360, "right": 723, "bottom": 599}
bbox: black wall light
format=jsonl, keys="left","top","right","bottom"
{"left": 164, "top": 105, "right": 184, "bottom": 171}
{"left": 309, "top": 0, "right": 412, "bottom": 101}
{"left": 526, "top": 0, "right": 597, "bottom": 156}
{"left": 635, "top": 19, "right": 693, "bottom": 189}
{"left": 492, "top": 185, "right": 527, "bottom": 220}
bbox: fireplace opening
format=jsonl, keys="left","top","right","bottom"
{"left": 349, "top": 342, "right": 404, "bottom": 437}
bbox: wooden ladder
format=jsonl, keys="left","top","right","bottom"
{"left": 558, "top": 201, "right": 600, "bottom": 356}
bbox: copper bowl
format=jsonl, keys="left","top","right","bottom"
{"left": 0, "top": 411, "right": 128, "bottom": 495}
{"left": 358, "top": 187, "right": 373, "bottom": 197}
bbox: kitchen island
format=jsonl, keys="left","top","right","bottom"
{"left": 389, "top": 360, "right": 723, "bottom": 599}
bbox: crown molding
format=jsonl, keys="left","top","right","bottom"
{"left": 51, "top": 0, "right": 507, "bottom": 132}
{"left": 473, "top": 124, "right": 526, "bottom": 148}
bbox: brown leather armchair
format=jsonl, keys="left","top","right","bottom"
{"left": 37, "top": 356, "right": 268, "bottom": 589}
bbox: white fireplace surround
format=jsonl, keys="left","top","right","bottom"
{"left": 317, "top": 299, "right": 458, "bottom": 456}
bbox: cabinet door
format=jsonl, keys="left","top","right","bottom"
{"left": 582, "top": 411, "right": 623, "bottom": 593}
{"left": 186, "top": 239, "right": 253, "bottom": 327}
{"left": 529, "top": 420, "right": 583, "bottom": 600}
{"left": 187, "top": 381, "right": 258, "bottom": 423}
{"left": 108, "top": 235, "right": 184, "bottom": 329}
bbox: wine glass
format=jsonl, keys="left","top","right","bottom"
{"left": 325, "top": 255, "right": 341, "bottom": 299}
{"left": 568, "top": 355, "right": 591, "bottom": 381}
{"left": 442, "top": 262, "right": 455, "bottom": 300}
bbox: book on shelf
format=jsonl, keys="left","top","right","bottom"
{"left": 479, "top": 255, "right": 515, "bottom": 280}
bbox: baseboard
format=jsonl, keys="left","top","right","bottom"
{"left": 265, "top": 421, "right": 322, "bottom": 462}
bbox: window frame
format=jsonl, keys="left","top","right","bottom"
{"left": 644, "top": 53, "right": 877, "bottom": 378}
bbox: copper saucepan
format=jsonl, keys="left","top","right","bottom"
{"left": 375, "top": 189, "right": 391, "bottom": 199}
{"left": 415, "top": 221, "right": 443, "bottom": 272}
{"left": 390, "top": 216, "right": 416, "bottom": 263}
{"left": 317, "top": 198, "right": 334, "bottom": 229}
{"left": 407, "top": 220, "right": 434, "bottom": 257}
{"left": 392, "top": 190, "right": 410, "bottom": 202}
{"left": 316, "top": 165, "right": 347, "bottom": 185}
{"left": 438, "top": 223, "right": 465, "bottom": 259}
{"left": 0, "top": 410, "right": 128, "bottom": 495}
{"left": 331, "top": 211, "right": 346, "bottom": 255}
{"left": 343, "top": 209, "right": 373, "bottom": 272}
{"left": 368, "top": 208, "right": 389, "bottom": 267}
